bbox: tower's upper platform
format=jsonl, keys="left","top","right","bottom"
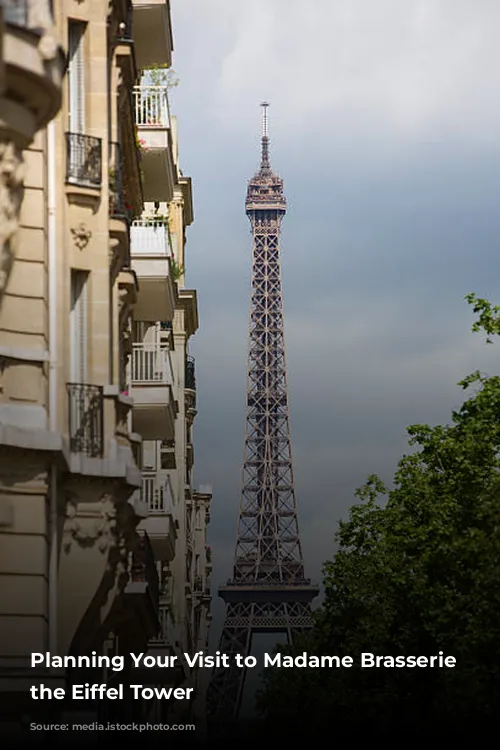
{"left": 245, "top": 103, "right": 287, "bottom": 216}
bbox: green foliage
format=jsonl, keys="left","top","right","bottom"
{"left": 465, "top": 292, "right": 500, "bottom": 342}
{"left": 257, "top": 295, "right": 500, "bottom": 738}
{"left": 143, "top": 65, "right": 179, "bottom": 89}
{"left": 171, "top": 258, "right": 183, "bottom": 283}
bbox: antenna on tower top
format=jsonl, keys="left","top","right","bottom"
{"left": 260, "top": 101, "right": 269, "bottom": 137}
{"left": 259, "top": 101, "right": 270, "bottom": 170}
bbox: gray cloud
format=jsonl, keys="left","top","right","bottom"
{"left": 168, "top": 2, "right": 500, "bottom": 642}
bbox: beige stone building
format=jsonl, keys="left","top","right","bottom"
{"left": 0, "top": 0, "right": 211, "bottom": 732}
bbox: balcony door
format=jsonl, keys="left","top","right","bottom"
{"left": 68, "top": 20, "right": 86, "bottom": 134}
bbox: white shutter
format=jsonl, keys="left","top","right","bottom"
{"left": 68, "top": 21, "right": 86, "bottom": 133}
{"left": 70, "top": 271, "right": 88, "bottom": 383}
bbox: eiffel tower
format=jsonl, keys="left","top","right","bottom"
{"left": 207, "top": 103, "right": 319, "bottom": 726}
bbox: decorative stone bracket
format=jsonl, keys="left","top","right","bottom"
{"left": 63, "top": 494, "right": 117, "bottom": 554}
{"left": 71, "top": 221, "right": 92, "bottom": 250}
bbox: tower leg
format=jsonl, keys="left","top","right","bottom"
{"left": 207, "top": 604, "right": 252, "bottom": 725}
{"left": 207, "top": 599, "right": 315, "bottom": 732}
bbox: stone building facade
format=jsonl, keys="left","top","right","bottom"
{"left": 0, "top": 0, "right": 211, "bottom": 733}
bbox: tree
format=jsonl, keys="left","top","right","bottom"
{"left": 256, "top": 296, "right": 500, "bottom": 739}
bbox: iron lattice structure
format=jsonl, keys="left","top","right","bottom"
{"left": 208, "top": 104, "right": 319, "bottom": 725}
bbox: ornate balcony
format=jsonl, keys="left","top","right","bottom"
{"left": 65, "top": 132, "right": 102, "bottom": 188}
{"left": 124, "top": 529, "right": 160, "bottom": 638}
{"left": 133, "top": 85, "right": 174, "bottom": 202}
{"left": 130, "top": 217, "right": 175, "bottom": 321}
{"left": 130, "top": 343, "right": 176, "bottom": 440}
{"left": 139, "top": 472, "right": 177, "bottom": 562}
{"left": 66, "top": 383, "right": 104, "bottom": 458}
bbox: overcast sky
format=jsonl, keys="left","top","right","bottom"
{"left": 168, "top": 0, "right": 500, "bottom": 631}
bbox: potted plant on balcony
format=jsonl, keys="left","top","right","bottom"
{"left": 171, "top": 257, "right": 184, "bottom": 283}
{"left": 145, "top": 65, "right": 179, "bottom": 89}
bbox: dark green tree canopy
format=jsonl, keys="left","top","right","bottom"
{"left": 256, "top": 296, "right": 500, "bottom": 740}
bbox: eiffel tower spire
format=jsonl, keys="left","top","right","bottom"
{"left": 260, "top": 101, "right": 271, "bottom": 171}
{"left": 207, "top": 104, "right": 319, "bottom": 729}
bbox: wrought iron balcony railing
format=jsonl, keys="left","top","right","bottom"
{"left": 185, "top": 355, "right": 196, "bottom": 391}
{"left": 67, "top": 383, "right": 104, "bottom": 457}
{"left": 133, "top": 85, "right": 170, "bottom": 128}
{"left": 131, "top": 343, "right": 172, "bottom": 384}
{"left": 109, "top": 141, "right": 130, "bottom": 221}
{"left": 206, "top": 546, "right": 212, "bottom": 564}
{"left": 130, "top": 530, "right": 159, "bottom": 613}
{"left": 65, "top": 132, "right": 102, "bottom": 188}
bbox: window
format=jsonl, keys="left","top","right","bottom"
{"left": 68, "top": 20, "right": 86, "bottom": 133}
